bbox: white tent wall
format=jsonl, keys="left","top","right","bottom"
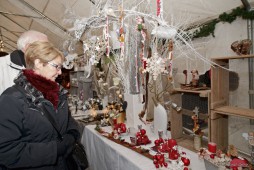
{"left": 174, "top": 17, "right": 248, "bottom": 88}
{"left": 165, "top": 0, "right": 245, "bottom": 27}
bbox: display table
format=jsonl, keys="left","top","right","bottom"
{"left": 81, "top": 125, "right": 206, "bottom": 170}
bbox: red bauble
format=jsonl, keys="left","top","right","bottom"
{"left": 120, "top": 123, "right": 126, "bottom": 133}
{"left": 159, "top": 138, "right": 164, "bottom": 143}
{"left": 137, "top": 137, "right": 142, "bottom": 144}
{"left": 136, "top": 132, "right": 141, "bottom": 137}
{"left": 153, "top": 159, "right": 158, "bottom": 164}
{"left": 142, "top": 135, "right": 149, "bottom": 144}
{"left": 182, "top": 157, "right": 190, "bottom": 166}
{"left": 163, "top": 162, "right": 168, "bottom": 167}
{"left": 154, "top": 139, "right": 160, "bottom": 146}
{"left": 155, "top": 164, "right": 159, "bottom": 168}
{"left": 156, "top": 154, "right": 161, "bottom": 160}
{"left": 168, "top": 139, "right": 177, "bottom": 148}
{"left": 174, "top": 153, "right": 179, "bottom": 160}
{"left": 183, "top": 167, "right": 188, "bottom": 170}
{"left": 210, "top": 154, "right": 215, "bottom": 159}
{"left": 169, "top": 149, "right": 178, "bottom": 160}
{"left": 140, "top": 129, "right": 146, "bottom": 135}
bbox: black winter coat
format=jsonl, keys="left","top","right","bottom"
{"left": 0, "top": 73, "right": 80, "bottom": 170}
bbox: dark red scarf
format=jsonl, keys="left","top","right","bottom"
{"left": 23, "top": 69, "right": 59, "bottom": 108}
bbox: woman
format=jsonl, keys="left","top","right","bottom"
{"left": 0, "top": 41, "right": 80, "bottom": 170}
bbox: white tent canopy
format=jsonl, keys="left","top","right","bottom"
{"left": 0, "top": 0, "right": 252, "bottom": 54}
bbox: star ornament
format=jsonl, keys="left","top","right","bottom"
{"left": 142, "top": 52, "right": 168, "bottom": 80}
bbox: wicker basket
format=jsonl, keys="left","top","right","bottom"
{"left": 204, "top": 158, "right": 230, "bottom": 170}
{"left": 204, "top": 159, "right": 219, "bottom": 170}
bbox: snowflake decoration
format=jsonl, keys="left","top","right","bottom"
{"left": 142, "top": 52, "right": 168, "bottom": 80}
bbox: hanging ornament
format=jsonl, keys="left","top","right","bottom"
{"left": 105, "top": 16, "right": 110, "bottom": 57}
{"left": 156, "top": 0, "right": 164, "bottom": 19}
{"left": 156, "top": 0, "right": 161, "bottom": 17}
{"left": 63, "top": 53, "right": 77, "bottom": 69}
{"left": 151, "top": 27, "right": 177, "bottom": 39}
{"left": 142, "top": 52, "right": 168, "bottom": 80}
{"left": 168, "top": 39, "right": 174, "bottom": 78}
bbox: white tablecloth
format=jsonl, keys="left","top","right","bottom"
{"left": 81, "top": 125, "right": 206, "bottom": 170}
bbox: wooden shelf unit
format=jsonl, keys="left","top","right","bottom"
{"left": 171, "top": 89, "right": 211, "bottom": 144}
{"left": 210, "top": 55, "right": 254, "bottom": 150}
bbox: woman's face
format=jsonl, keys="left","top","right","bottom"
{"left": 35, "top": 56, "right": 62, "bottom": 82}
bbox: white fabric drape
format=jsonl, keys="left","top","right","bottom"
{"left": 81, "top": 125, "right": 206, "bottom": 170}
{"left": 0, "top": 54, "right": 22, "bottom": 95}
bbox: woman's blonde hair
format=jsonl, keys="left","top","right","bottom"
{"left": 25, "top": 41, "right": 64, "bottom": 69}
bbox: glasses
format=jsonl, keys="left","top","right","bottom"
{"left": 47, "top": 62, "right": 63, "bottom": 70}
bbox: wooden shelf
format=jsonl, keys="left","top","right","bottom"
{"left": 211, "top": 54, "right": 254, "bottom": 61}
{"left": 213, "top": 106, "right": 254, "bottom": 119}
{"left": 174, "top": 88, "right": 211, "bottom": 97}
